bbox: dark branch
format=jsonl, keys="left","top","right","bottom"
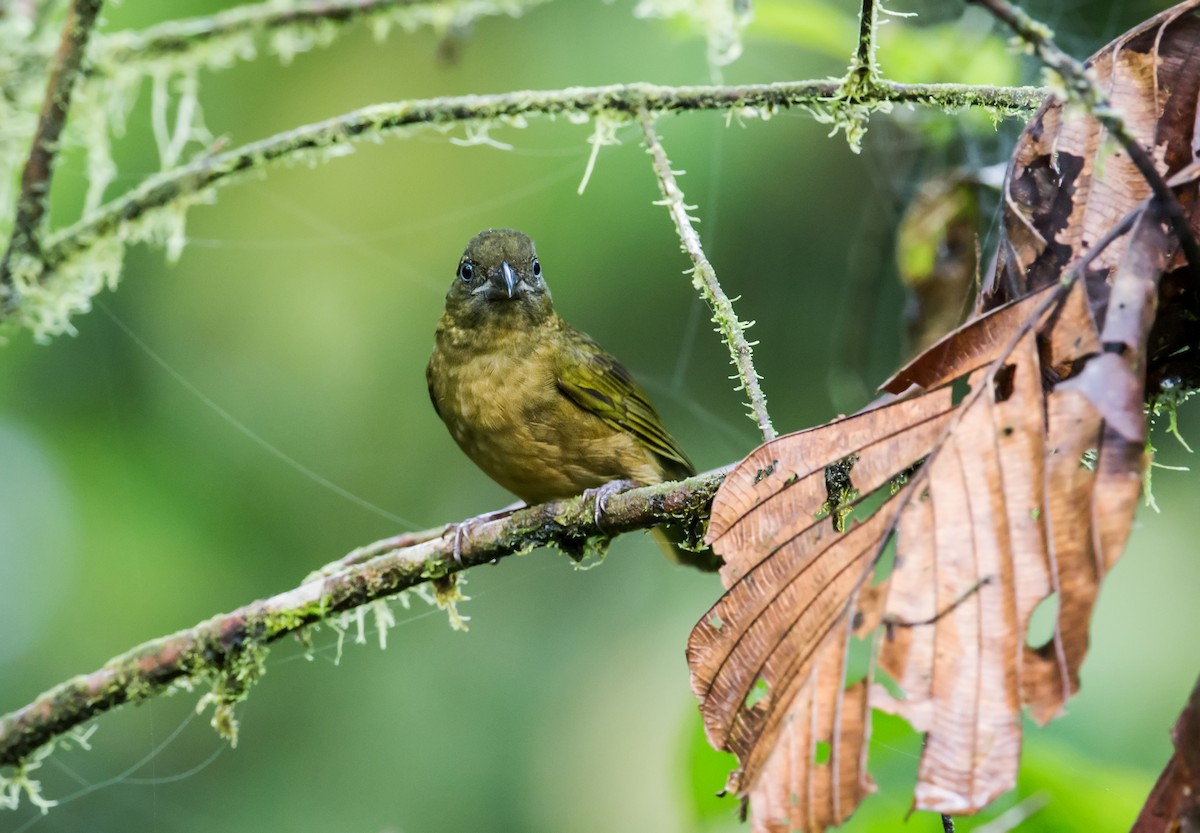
{"left": 0, "top": 469, "right": 726, "bottom": 767}
{"left": 853, "top": 0, "right": 879, "bottom": 79}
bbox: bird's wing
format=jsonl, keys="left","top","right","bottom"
{"left": 555, "top": 330, "right": 695, "bottom": 479}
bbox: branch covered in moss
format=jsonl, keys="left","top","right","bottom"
{"left": 93, "top": 0, "right": 550, "bottom": 70}
{"left": 639, "top": 112, "right": 775, "bottom": 442}
{"left": 0, "top": 469, "right": 726, "bottom": 769}
{"left": 0, "top": 0, "right": 104, "bottom": 300}
{"left": 0, "top": 80, "right": 1042, "bottom": 327}
{"left": 49, "top": 79, "right": 1042, "bottom": 267}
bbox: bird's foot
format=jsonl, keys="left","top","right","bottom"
{"left": 583, "top": 479, "right": 636, "bottom": 532}
{"left": 449, "top": 501, "right": 525, "bottom": 566}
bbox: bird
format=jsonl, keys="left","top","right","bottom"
{"left": 426, "top": 228, "right": 719, "bottom": 571}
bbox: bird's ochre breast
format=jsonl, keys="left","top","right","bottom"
{"left": 427, "top": 319, "right": 663, "bottom": 504}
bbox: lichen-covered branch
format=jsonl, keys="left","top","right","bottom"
{"left": 0, "top": 469, "right": 725, "bottom": 769}
{"left": 638, "top": 112, "right": 775, "bottom": 443}
{"left": 93, "top": 0, "right": 550, "bottom": 71}
{"left": 46, "top": 78, "right": 1042, "bottom": 270}
{"left": 2, "top": 78, "right": 1043, "bottom": 340}
{"left": 0, "top": 0, "right": 104, "bottom": 301}
{"left": 965, "top": 0, "right": 1200, "bottom": 273}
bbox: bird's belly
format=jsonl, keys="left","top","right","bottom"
{"left": 437, "top": 357, "right": 659, "bottom": 504}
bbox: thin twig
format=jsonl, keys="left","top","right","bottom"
{"left": 0, "top": 468, "right": 726, "bottom": 768}
{"left": 0, "top": 0, "right": 105, "bottom": 298}
{"left": 965, "top": 0, "right": 1200, "bottom": 275}
{"left": 638, "top": 112, "right": 776, "bottom": 442}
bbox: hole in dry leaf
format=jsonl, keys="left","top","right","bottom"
{"left": 872, "top": 537, "right": 898, "bottom": 586}
{"left": 744, "top": 677, "right": 769, "bottom": 709}
{"left": 823, "top": 462, "right": 923, "bottom": 534}
{"left": 993, "top": 363, "right": 1016, "bottom": 402}
{"left": 950, "top": 374, "right": 972, "bottom": 406}
{"left": 707, "top": 612, "right": 725, "bottom": 630}
{"left": 873, "top": 666, "right": 904, "bottom": 699}
{"left": 1080, "top": 448, "right": 1098, "bottom": 470}
{"left": 849, "top": 481, "right": 890, "bottom": 522}
{"left": 1026, "top": 591, "right": 1059, "bottom": 649}
{"left": 814, "top": 740, "right": 831, "bottom": 765}
{"left": 845, "top": 635, "right": 872, "bottom": 687}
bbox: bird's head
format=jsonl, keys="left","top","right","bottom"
{"left": 444, "top": 228, "right": 553, "bottom": 327}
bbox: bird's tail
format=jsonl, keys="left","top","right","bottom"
{"left": 651, "top": 524, "right": 723, "bottom": 572}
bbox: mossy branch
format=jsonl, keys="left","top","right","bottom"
{"left": 0, "top": 0, "right": 104, "bottom": 301}
{"left": 639, "top": 112, "right": 775, "bottom": 442}
{"left": 2, "top": 78, "right": 1044, "bottom": 338}
{"left": 92, "top": 0, "right": 549, "bottom": 71}
{"left": 45, "top": 78, "right": 1043, "bottom": 269}
{"left": 0, "top": 469, "right": 726, "bottom": 770}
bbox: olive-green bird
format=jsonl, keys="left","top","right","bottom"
{"left": 427, "top": 228, "right": 718, "bottom": 571}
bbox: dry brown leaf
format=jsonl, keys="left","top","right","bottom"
{"left": 688, "top": 2, "right": 1200, "bottom": 829}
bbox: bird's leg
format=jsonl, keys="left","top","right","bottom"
{"left": 450, "top": 501, "right": 525, "bottom": 565}
{"left": 583, "top": 479, "right": 636, "bottom": 532}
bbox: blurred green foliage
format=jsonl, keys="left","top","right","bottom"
{"left": 2, "top": 1, "right": 1198, "bottom": 831}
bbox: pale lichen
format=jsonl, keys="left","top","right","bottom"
{"left": 430, "top": 575, "right": 471, "bottom": 632}
{"left": 0, "top": 743, "right": 57, "bottom": 814}
{"left": 577, "top": 111, "right": 627, "bottom": 195}
{"left": 1143, "top": 381, "right": 1196, "bottom": 512}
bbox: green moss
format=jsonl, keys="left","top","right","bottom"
{"left": 820, "top": 454, "right": 861, "bottom": 532}
{"left": 195, "top": 638, "right": 270, "bottom": 747}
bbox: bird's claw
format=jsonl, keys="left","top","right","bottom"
{"left": 451, "top": 522, "right": 470, "bottom": 567}
{"left": 584, "top": 479, "right": 635, "bottom": 532}
{"left": 449, "top": 502, "right": 525, "bottom": 567}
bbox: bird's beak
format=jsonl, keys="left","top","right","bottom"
{"left": 473, "top": 260, "right": 525, "bottom": 300}
{"left": 500, "top": 260, "right": 519, "bottom": 298}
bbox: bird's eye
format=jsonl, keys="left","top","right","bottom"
{"left": 531, "top": 258, "right": 541, "bottom": 277}
{"left": 459, "top": 261, "right": 474, "bottom": 282}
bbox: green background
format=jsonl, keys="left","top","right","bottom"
{"left": 2, "top": 1, "right": 1197, "bottom": 831}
